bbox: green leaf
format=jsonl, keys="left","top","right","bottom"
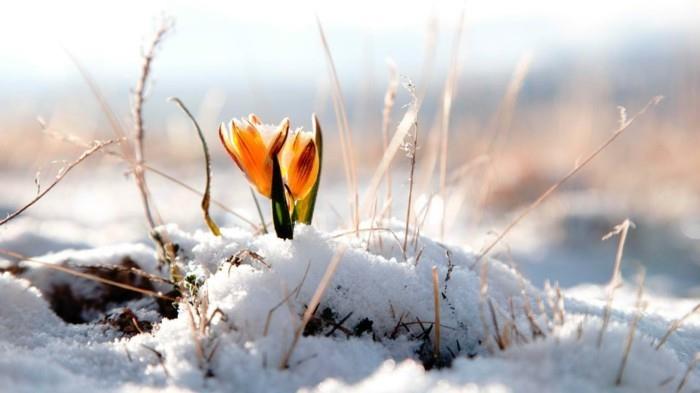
{"left": 271, "top": 154, "right": 294, "bottom": 239}
{"left": 293, "top": 114, "right": 323, "bottom": 225}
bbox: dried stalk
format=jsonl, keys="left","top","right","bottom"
{"left": 381, "top": 60, "right": 399, "bottom": 218}
{"left": 402, "top": 84, "right": 419, "bottom": 255}
{"left": 250, "top": 187, "right": 268, "bottom": 234}
{"left": 615, "top": 268, "right": 646, "bottom": 386}
{"left": 472, "top": 54, "right": 533, "bottom": 228}
{"left": 598, "top": 219, "right": 635, "bottom": 347}
{"left": 144, "top": 164, "right": 257, "bottom": 228}
{"left": 0, "top": 139, "right": 121, "bottom": 226}
{"left": 676, "top": 353, "right": 700, "bottom": 393}
{"left": 280, "top": 246, "right": 346, "bottom": 369}
{"left": 474, "top": 96, "right": 662, "bottom": 265}
{"left": 38, "top": 121, "right": 257, "bottom": 229}
{"left": 431, "top": 266, "right": 441, "bottom": 359}
{"left": 263, "top": 261, "right": 311, "bottom": 337}
{"left": 361, "top": 94, "right": 419, "bottom": 217}
{"left": 438, "top": 7, "right": 466, "bottom": 240}
{"left": 656, "top": 303, "right": 700, "bottom": 350}
{"left": 168, "top": 97, "right": 221, "bottom": 236}
{"left": 0, "top": 248, "right": 177, "bottom": 301}
{"left": 131, "top": 18, "right": 172, "bottom": 231}
{"left": 316, "top": 16, "right": 359, "bottom": 233}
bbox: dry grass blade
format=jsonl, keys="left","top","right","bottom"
{"left": 36, "top": 122, "right": 255, "bottom": 230}
{"left": 438, "top": 7, "right": 466, "bottom": 240}
{"left": 431, "top": 266, "right": 441, "bottom": 359}
{"left": 133, "top": 18, "right": 172, "bottom": 164}
{"left": 381, "top": 59, "right": 399, "bottom": 218}
{"left": 250, "top": 187, "right": 268, "bottom": 234}
{"left": 168, "top": 97, "right": 221, "bottom": 236}
{"left": 0, "top": 138, "right": 121, "bottom": 226}
{"left": 316, "top": 16, "right": 359, "bottom": 232}
{"left": 263, "top": 261, "right": 311, "bottom": 337}
{"left": 64, "top": 49, "right": 132, "bottom": 160}
{"left": 361, "top": 96, "right": 419, "bottom": 216}
{"left": 0, "top": 248, "right": 177, "bottom": 301}
{"left": 615, "top": 268, "right": 646, "bottom": 386}
{"left": 598, "top": 219, "right": 635, "bottom": 347}
{"left": 676, "top": 353, "right": 700, "bottom": 393}
{"left": 402, "top": 82, "right": 419, "bottom": 255}
{"left": 279, "top": 246, "right": 346, "bottom": 369}
{"left": 143, "top": 164, "right": 257, "bottom": 228}
{"left": 475, "top": 96, "right": 662, "bottom": 265}
{"left": 656, "top": 303, "right": 700, "bottom": 350}
{"left": 472, "top": 54, "right": 533, "bottom": 228}
{"left": 131, "top": 17, "right": 172, "bottom": 230}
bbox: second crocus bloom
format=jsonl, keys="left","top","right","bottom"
{"left": 280, "top": 129, "right": 320, "bottom": 202}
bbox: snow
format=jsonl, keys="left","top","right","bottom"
{"left": 2, "top": 219, "right": 700, "bottom": 392}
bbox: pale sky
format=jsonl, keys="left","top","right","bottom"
{"left": 1, "top": 0, "right": 697, "bottom": 81}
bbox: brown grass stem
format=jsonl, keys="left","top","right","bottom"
{"left": 438, "top": 7, "right": 466, "bottom": 240}
{"left": 280, "top": 246, "right": 346, "bottom": 369}
{"left": 474, "top": 96, "right": 662, "bottom": 265}
{"left": 0, "top": 248, "right": 177, "bottom": 301}
{"left": 168, "top": 97, "right": 221, "bottom": 236}
{"left": 676, "top": 353, "right": 700, "bottom": 393}
{"left": 615, "top": 268, "right": 646, "bottom": 386}
{"left": 599, "top": 219, "right": 635, "bottom": 347}
{"left": 0, "top": 139, "right": 121, "bottom": 227}
{"left": 656, "top": 303, "right": 700, "bottom": 350}
{"left": 381, "top": 60, "right": 399, "bottom": 218}
{"left": 431, "top": 266, "right": 441, "bottom": 359}
{"left": 315, "top": 16, "right": 359, "bottom": 233}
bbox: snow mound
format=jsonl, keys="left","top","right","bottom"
{"left": 1, "top": 224, "right": 698, "bottom": 392}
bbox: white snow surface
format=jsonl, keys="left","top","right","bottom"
{"left": 1, "top": 223, "right": 699, "bottom": 393}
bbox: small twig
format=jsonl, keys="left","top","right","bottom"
{"left": 0, "top": 248, "right": 178, "bottom": 301}
{"left": 131, "top": 18, "right": 172, "bottom": 231}
{"left": 141, "top": 344, "right": 170, "bottom": 378}
{"left": 438, "top": 6, "right": 466, "bottom": 241}
{"left": 381, "top": 59, "right": 399, "bottom": 218}
{"left": 402, "top": 80, "right": 419, "bottom": 255}
{"left": 0, "top": 139, "right": 121, "bottom": 227}
{"left": 431, "top": 266, "right": 441, "bottom": 359}
{"left": 250, "top": 187, "right": 268, "bottom": 234}
{"left": 316, "top": 15, "right": 358, "bottom": 233}
{"left": 263, "top": 261, "right": 311, "bottom": 337}
{"left": 598, "top": 219, "right": 635, "bottom": 348}
{"left": 168, "top": 97, "right": 221, "bottom": 236}
{"left": 615, "top": 268, "right": 646, "bottom": 386}
{"left": 488, "top": 299, "right": 506, "bottom": 350}
{"left": 133, "top": 18, "right": 172, "bottom": 166}
{"left": 226, "top": 250, "right": 270, "bottom": 275}
{"left": 325, "top": 311, "right": 354, "bottom": 337}
{"left": 676, "top": 353, "right": 700, "bottom": 393}
{"left": 144, "top": 164, "right": 257, "bottom": 228}
{"left": 656, "top": 303, "right": 700, "bottom": 350}
{"left": 36, "top": 122, "right": 257, "bottom": 229}
{"left": 280, "top": 246, "right": 346, "bottom": 369}
{"left": 475, "top": 96, "right": 662, "bottom": 264}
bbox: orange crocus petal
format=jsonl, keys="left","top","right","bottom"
{"left": 233, "top": 122, "right": 272, "bottom": 197}
{"left": 219, "top": 114, "right": 290, "bottom": 198}
{"left": 280, "top": 131, "right": 319, "bottom": 200}
{"left": 269, "top": 118, "right": 290, "bottom": 155}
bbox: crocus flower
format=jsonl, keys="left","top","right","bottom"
{"left": 279, "top": 128, "right": 320, "bottom": 201}
{"left": 219, "top": 114, "right": 289, "bottom": 197}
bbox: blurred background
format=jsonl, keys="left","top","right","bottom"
{"left": 1, "top": 0, "right": 699, "bottom": 301}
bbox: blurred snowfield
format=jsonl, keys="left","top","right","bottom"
{"left": 2, "top": 0, "right": 700, "bottom": 392}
